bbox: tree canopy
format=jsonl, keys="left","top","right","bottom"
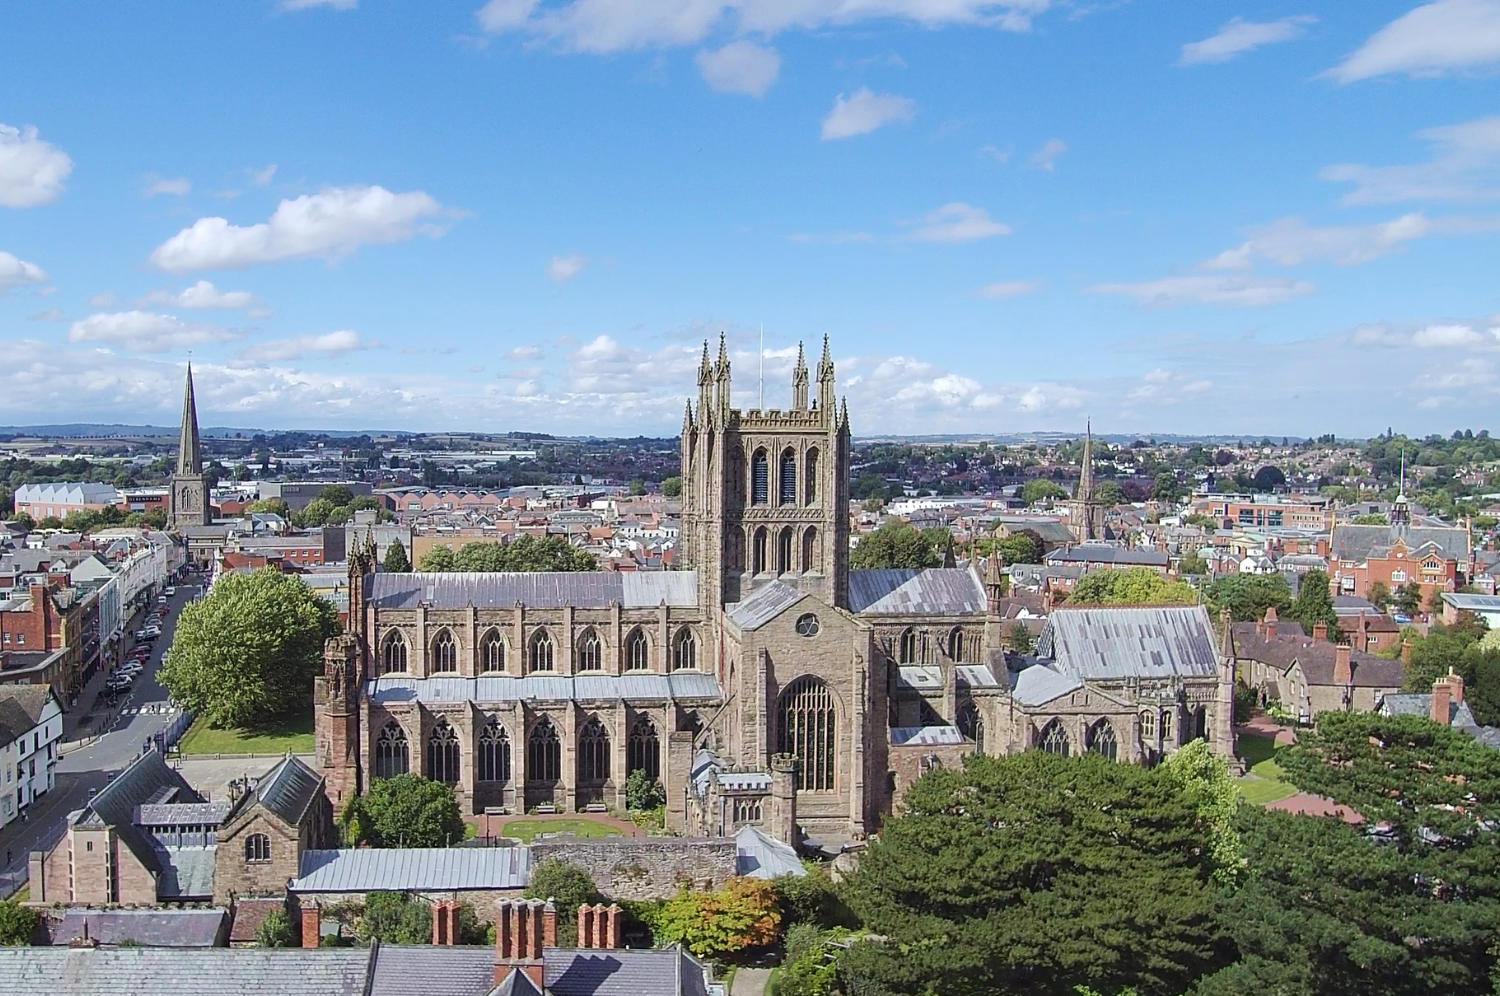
{"left": 340, "top": 774, "right": 466, "bottom": 849}
{"left": 1203, "top": 573, "right": 1291, "bottom": 622}
{"left": 849, "top": 520, "right": 949, "bottom": 570}
{"left": 381, "top": 537, "right": 411, "bottom": 573}
{"left": 158, "top": 568, "right": 338, "bottom": 728}
{"left": 1068, "top": 567, "right": 1198, "bottom": 606}
{"left": 838, "top": 751, "right": 1226, "bottom": 996}
{"left": 526, "top": 859, "right": 602, "bottom": 946}
{"left": 417, "top": 536, "right": 596, "bottom": 572}
{"left": 1286, "top": 569, "right": 1338, "bottom": 633}
{"left": 1022, "top": 479, "right": 1068, "bottom": 505}
{"left": 634, "top": 877, "right": 781, "bottom": 959}
{"left": 993, "top": 529, "right": 1043, "bottom": 566}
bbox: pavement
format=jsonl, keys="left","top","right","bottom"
{"left": 730, "top": 967, "right": 771, "bottom": 996}
{"left": 0, "top": 575, "right": 203, "bottom": 897}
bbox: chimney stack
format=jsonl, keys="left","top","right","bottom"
{"left": 301, "top": 905, "right": 320, "bottom": 949}
{"left": 576, "top": 904, "right": 624, "bottom": 950}
{"left": 432, "top": 901, "right": 461, "bottom": 945}
{"left": 1401, "top": 637, "right": 1414, "bottom": 667}
{"left": 1431, "top": 680, "right": 1452, "bottom": 726}
{"left": 494, "top": 899, "right": 549, "bottom": 988}
{"left": 1263, "top": 606, "right": 1277, "bottom": 639}
{"left": 1334, "top": 644, "right": 1352, "bottom": 686}
{"left": 1447, "top": 667, "right": 1465, "bottom": 704}
{"left": 1312, "top": 621, "right": 1328, "bottom": 643}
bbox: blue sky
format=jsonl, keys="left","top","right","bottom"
{"left": 2, "top": 0, "right": 1499, "bottom": 437}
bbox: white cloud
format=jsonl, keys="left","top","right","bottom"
{"left": 548, "top": 254, "right": 587, "bottom": 282}
{"left": 902, "top": 202, "right": 1009, "bottom": 242}
{"left": 142, "top": 280, "right": 257, "bottom": 310}
{"left": 507, "top": 345, "right": 544, "bottom": 360}
{"left": 475, "top": 0, "right": 1052, "bottom": 53}
{"left": 1178, "top": 15, "right": 1316, "bottom": 65}
{"left": 67, "top": 311, "right": 241, "bottom": 353}
{"left": 280, "top": 0, "right": 357, "bottom": 9}
{"left": 1322, "top": 114, "right": 1500, "bottom": 204}
{"left": 0, "top": 124, "right": 72, "bottom": 208}
{"left": 1090, "top": 274, "right": 1315, "bottom": 307}
{"left": 144, "top": 176, "right": 191, "bottom": 197}
{"left": 235, "top": 330, "right": 374, "bottom": 363}
{"left": 696, "top": 40, "right": 781, "bottom": 96}
{"left": 974, "top": 279, "right": 1040, "bottom": 298}
{"left": 87, "top": 292, "right": 117, "bottom": 308}
{"left": 27, "top": 307, "right": 65, "bottom": 322}
{"left": 1027, "top": 137, "right": 1067, "bottom": 170}
{"left": 249, "top": 164, "right": 278, "bottom": 186}
{"left": 1326, "top": 0, "right": 1500, "bottom": 82}
{"left": 1416, "top": 357, "right": 1496, "bottom": 387}
{"left": 0, "top": 251, "right": 47, "bottom": 294}
{"left": 1207, "top": 213, "right": 1437, "bottom": 268}
{"left": 821, "top": 87, "right": 916, "bottom": 140}
{"left": 149, "top": 185, "right": 447, "bottom": 271}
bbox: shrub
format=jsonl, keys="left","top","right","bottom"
{"left": 255, "top": 907, "right": 296, "bottom": 947}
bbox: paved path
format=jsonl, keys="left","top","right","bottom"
{"left": 730, "top": 967, "right": 771, "bottom": 996}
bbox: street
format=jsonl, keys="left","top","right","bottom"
{"left": 0, "top": 575, "right": 201, "bottom": 897}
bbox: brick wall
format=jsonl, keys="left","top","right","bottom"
{"left": 530, "top": 837, "right": 737, "bottom": 900}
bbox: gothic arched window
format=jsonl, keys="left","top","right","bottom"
{"left": 1192, "top": 706, "right": 1207, "bottom": 742}
{"left": 778, "top": 527, "right": 793, "bottom": 574}
{"left": 245, "top": 833, "right": 271, "bottom": 863}
{"left": 801, "top": 527, "right": 817, "bottom": 573}
{"left": 577, "top": 716, "right": 610, "bottom": 784}
{"left": 957, "top": 700, "right": 984, "bottom": 753}
{"left": 726, "top": 527, "right": 745, "bottom": 571}
{"left": 528, "top": 718, "right": 561, "bottom": 783}
{"left": 576, "top": 628, "right": 602, "bottom": 671}
{"left": 480, "top": 630, "right": 505, "bottom": 672}
{"left": 753, "top": 527, "right": 768, "bottom": 575}
{"left": 805, "top": 448, "right": 818, "bottom": 504}
{"left": 729, "top": 447, "right": 745, "bottom": 507}
{"left": 374, "top": 722, "right": 409, "bottom": 778}
{"left": 672, "top": 629, "right": 697, "bottom": 671}
{"left": 1140, "top": 710, "right": 1156, "bottom": 739}
{"left": 1038, "top": 719, "right": 1070, "bottom": 757}
{"left": 380, "top": 631, "right": 408, "bottom": 675}
{"left": 1161, "top": 710, "right": 1174, "bottom": 743}
{"left": 625, "top": 628, "right": 649, "bottom": 671}
{"left": 778, "top": 677, "right": 836, "bottom": 791}
{"left": 898, "top": 628, "right": 917, "bottom": 665}
{"left": 427, "top": 720, "right": 460, "bottom": 785}
{"left": 751, "top": 449, "right": 769, "bottom": 505}
{"left": 528, "top": 629, "right": 554, "bottom": 673}
{"left": 1087, "top": 719, "right": 1118, "bottom": 760}
{"left": 627, "top": 716, "right": 660, "bottom": 780}
{"left": 430, "top": 629, "right": 457, "bottom": 672}
{"left": 779, "top": 448, "right": 797, "bottom": 505}
{"left": 947, "top": 627, "right": 966, "bottom": 663}
{"left": 478, "top": 719, "right": 510, "bottom": 783}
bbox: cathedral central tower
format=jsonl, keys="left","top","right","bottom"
{"left": 679, "top": 336, "right": 850, "bottom": 608}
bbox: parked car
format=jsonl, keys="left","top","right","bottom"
{"left": 164, "top": 587, "right": 176, "bottom": 596}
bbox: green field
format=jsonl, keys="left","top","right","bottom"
{"left": 1234, "top": 732, "right": 1298, "bottom": 805}
{"left": 178, "top": 707, "right": 315, "bottom": 755}
{"left": 498, "top": 818, "right": 624, "bottom": 843}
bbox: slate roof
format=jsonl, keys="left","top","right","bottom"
{"left": 1232, "top": 630, "right": 1404, "bottom": 688}
{"left": 735, "top": 825, "right": 806, "bottom": 879}
{"left": 725, "top": 581, "right": 805, "bottom": 630}
{"left": 0, "top": 948, "right": 373, "bottom": 996}
{"left": 1037, "top": 605, "right": 1219, "bottom": 681}
{"left": 544, "top": 947, "right": 710, "bottom": 996}
{"left": 237, "top": 755, "right": 323, "bottom": 828}
{"left": 49, "top": 908, "right": 227, "bottom": 947}
{"left": 73, "top": 750, "right": 204, "bottom": 888}
{"left": 848, "top": 568, "right": 986, "bottom": 615}
{"left": 367, "top": 571, "right": 698, "bottom": 610}
{"left": 156, "top": 845, "right": 218, "bottom": 898}
{"left": 0, "top": 686, "right": 53, "bottom": 745}
{"left": 1044, "top": 545, "right": 1170, "bottom": 568}
{"left": 890, "top": 725, "right": 966, "bottom": 746}
{"left": 292, "top": 846, "right": 531, "bottom": 893}
{"left": 366, "top": 946, "right": 494, "bottom": 996}
{"left": 1331, "top": 523, "right": 1471, "bottom": 563}
{"left": 1378, "top": 692, "right": 1480, "bottom": 728}
{"left": 136, "top": 801, "right": 231, "bottom": 826}
{"left": 366, "top": 673, "right": 722, "bottom": 706}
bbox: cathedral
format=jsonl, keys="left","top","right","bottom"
{"left": 277, "top": 338, "right": 1235, "bottom": 845}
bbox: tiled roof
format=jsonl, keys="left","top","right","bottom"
{"left": 1232, "top": 629, "right": 1404, "bottom": 688}
{"left": 49, "top": 908, "right": 227, "bottom": 947}
{"left": 366, "top": 672, "right": 722, "bottom": 706}
{"left": 848, "top": 568, "right": 986, "bottom": 615}
{"left": 292, "top": 846, "right": 531, "bottom": 893}
{"left": 367, "top": 571, "right": 699, "bottom": 610}
{"left": 1037, "top": 605, "right": 1219, "bottom": 681}
{"left": 0, "top": 948, "right": 373, "bottom": 996}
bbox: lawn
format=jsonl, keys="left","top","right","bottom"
{"left": 1234, "top": 732, "right": 1299, "bottom": 806}
{"left": 178, "top": 706, "right": 315, "bottom": 755}
{"left": 498, "top": 818, "right": 624, "bottom": 843}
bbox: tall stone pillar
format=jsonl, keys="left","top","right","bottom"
{"left": 768, "top": 754, "right": 798, "bottom": 844}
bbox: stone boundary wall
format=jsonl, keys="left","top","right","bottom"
{"left": 530, "top": 837, "right": 737, "bottom": 900}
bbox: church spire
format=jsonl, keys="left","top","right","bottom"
{"left": 816, "top": 335, "right": 835, "bottom": 414}
{"left": 714, "top": 332, "right": 731, "bottom": 412}
{"left": 1077, "top": 421, "right": 1094, "bottom": 503}
{"left": 791, "top": 341, "right": 809, "bottom": 411}
{"left": 177, "top": 363, "right": 202, "bottom": 477}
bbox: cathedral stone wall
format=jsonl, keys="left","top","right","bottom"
{"left": 530, "top": 837, "right": 737, "bottom": 900}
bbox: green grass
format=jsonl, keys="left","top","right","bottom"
{"left": 499, "top": 818, "right": 624, "bottom": 843}
{"left": 178, "top": 706, "right": 315, "bottom": 755}
{"left": 1234, "top": 732, "right": 1299, "bottom": 805}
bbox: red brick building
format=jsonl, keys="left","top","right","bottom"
{"left": 1329, "top": 524, "right": 1470, "bottom": 607}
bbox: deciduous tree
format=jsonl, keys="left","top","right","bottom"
{"left": 1203, "top": 574, "right": 1291, "bottom": 622}
{"left": 341, "top": 774, "right": 466, "bottom": 849}
{"left": 849, "top": 520, "right": 943, "bottom": 570}
{"left": 158, "top": 568, "right": 338, "bottom": 728}
{"left": 638, "top": 877, "right": 780, "bottom": 958}
{"left": 1070, "top": 567, "right": 1198, "bottom": 606}
{"left": 1286, "top": 569, "right": 1337, "bottom": 632}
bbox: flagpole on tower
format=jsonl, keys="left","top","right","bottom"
{"left": 759, "top": 324, "right": 764, "bottom": 410}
